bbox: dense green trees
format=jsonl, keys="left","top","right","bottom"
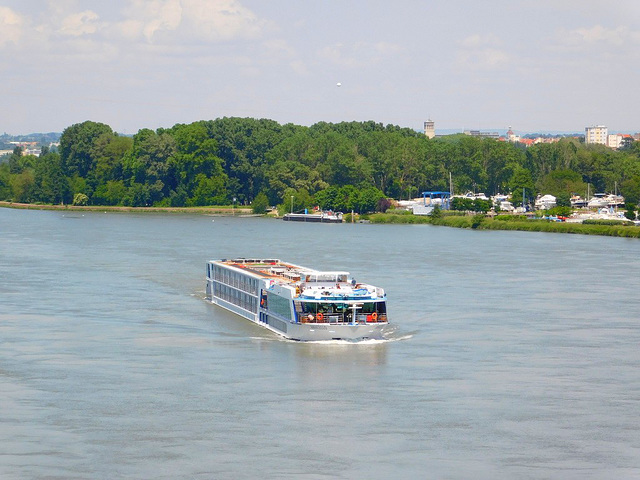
{"left": 1, "top": 118, "right": 639, "bottom": 212}
{"left": 60, "top": 121, "right": 114, "bottom": 178}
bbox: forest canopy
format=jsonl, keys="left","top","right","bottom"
{"left": 1, "top": 118, "right": 639, "bottom": 213}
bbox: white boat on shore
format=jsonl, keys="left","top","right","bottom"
{"left": 587, "top": 193, "right": 625, "bottom": 208}
{"left": 282, "top": 211, "right": 343, "bottom": 223}
{"left": 206, "top": 258, "right": 390, "bottom": 341}
{"left": 567, "top": 208, "right": 631, "bottom": 223}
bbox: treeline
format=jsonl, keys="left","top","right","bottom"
{"left": 1, "top": 118, "right": 640, "bottom": 213}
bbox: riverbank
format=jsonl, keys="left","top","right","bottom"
{"left": 363, "top": 212, "right": 640, "bottom": 238}
{"left": 4, "top": 201, "right": 639, "bottom": 238}
{"left": 0, "top": 201, "right": 253, "bottom": 215}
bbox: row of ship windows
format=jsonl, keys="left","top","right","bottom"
{"left": 213, "top": 282, "right": 258, "bottom": 313}
{"left": 209, "top": 265, "right": 259, "bottom": 295}
{"left": 265, "top": 291, "right": 293, "bottom": 322}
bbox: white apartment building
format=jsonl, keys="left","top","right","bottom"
{"left": 607, "top": 133, "right": 624, "bottom": 149}
{"left": 585, "top": 125, "right": 608, "bottom": 145}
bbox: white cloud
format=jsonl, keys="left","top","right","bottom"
{"left": 117, "top": 0, "right": 265, "bottom": 43}
{"left": 180, "top": 0, "right": 265, "bottom": 41}
{"left": 318, "top": 41, "right": 403, "bottom": 68}
{"left": 572, "top": 25, "right": 633, "bottom": 46}
{"left": 459, "top": 33, "right": 501, "bottom": 48}
{"left": 263, "top": 39, "right": 295, "bottom": 60}
{"left": 58, "top": 10, "right": 101, "bottom": 36}
{"left": 548, "top": 24, "right": 640, "bottom": 73}
{"left": 373, "top": 42, "right": 402, "bottom": 56}
{"left": 289, "top": 60, "right": 309, "bottom": 76}
{"left": 456, "top": 34, "right": 509, "bottom": 70}
{"left": 482, "top": 49, "right": 508, "bottom": 67}
{"left": 119, "top": 0, "right": 182, "bottom": 42}
{"left": 555, "top": 24, "right": 640, "bottom": 51}
{"left": 114, "top": 19, "right": 145, "bottom": 40}
{"left": 0, "top": 6, "right": 24, "bottom": 47}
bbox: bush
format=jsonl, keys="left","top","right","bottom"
{"left": 583, "top": 219, "right": 634, "bottom": 226}
{"left": 251, "top": 192, "right": 269, "bottom": 214}
{"left": 546, "top": 206, "right": 573, "bottom": 217}
{"left": 624, "top": 204, "right": 636, "bottom": 221}
{"left": 377, "top": 197, "right": 393, "bottom": 213}
{"left": 494, "top": 215, "right": 528, "bottom": 222}
{"left": 73, "top": 193, "right": 88, "bottom": 206}
{"left": 368, "top": 213, "right": 432, "bottom": 224}
{"left": 386, "top": 208, "right": 413, "bottom": 215}
{"left": 435, "top": 216, "right": 472, "bottom": 228}
{"left": 471, "top": 213, "right": 486, "bottom": 229}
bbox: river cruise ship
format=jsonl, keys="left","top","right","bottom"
{"left": 206, "top": 258, "right": 389, "bottom": 341}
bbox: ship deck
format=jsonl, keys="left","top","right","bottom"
{"left": 219, "top": 258, "right": 311, "bottom": 283}
{"left": 217, "top": 258, "right": 384, "bottom": 303}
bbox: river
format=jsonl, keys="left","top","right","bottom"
{"left": 1, "top": 208, "right": 639, "bottom": 479}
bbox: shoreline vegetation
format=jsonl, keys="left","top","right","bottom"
{"left": 3, "top": 201, "right": 639, "bottom": 238}
{"left": 360, "top": 211, "right": 640, "bottom": 238}
{"left": 3, "top": 119, "right": 640, "bottom": 222}
{"left": 0, "top": 201, "right": 252, "bottom": 215}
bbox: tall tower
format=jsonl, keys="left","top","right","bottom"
{"left": 424, "top": 119, "right": 435, "bottom": 139}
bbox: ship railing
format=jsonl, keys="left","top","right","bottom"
{"left": 298, "top": 313, "right": 387, "bottom": 324}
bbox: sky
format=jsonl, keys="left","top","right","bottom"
{"left": 1, "top": 0, "right": 639, "bottom": 135}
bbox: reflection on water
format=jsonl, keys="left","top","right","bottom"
{"left": 1, "top": 208, "right": 639, "bottom": 479}
{"left": 291, "top": 340, "right": 389, "bottom": 365}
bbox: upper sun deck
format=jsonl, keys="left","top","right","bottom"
{"left": 215, "top": 258, "right": 316, "bottom": 283}
{"left": 214, "top": 258, "right": 384, "bottom": 301}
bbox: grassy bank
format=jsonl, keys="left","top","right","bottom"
{"left": 0, "top": 201, "right": 253, "bottom": 215}
{"left": 364, "top": 212, "right": 640, "bottom": 238}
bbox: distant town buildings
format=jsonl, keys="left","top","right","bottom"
{"left": 585, "top": 125, "right": 608, "bottom": 145}
{"left": 4, "top": 141, "right": 59, "bottom": 157}
{"left": 584, "top": 125, "right": 634, "bottom": 149}
{"left": 500, "top": 127, "right": 563, "bottom": 147}
{"left": 464, "top": 129, "right": 500, "bottom": 139}
{"left": 421, "top": 120, "right": 635, "bottom": 150}
{"left": 424, "top": 120, "right": 435, "bottom": 139}
{"left": 605, "top": 133, "right": 635, "bottom": 149}
{"left": 506, "top": 126, "right": 519, "bottom": 143}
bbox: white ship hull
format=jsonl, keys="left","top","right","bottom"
{"left": 211, "top": 296, "right": 389, "bottom": 341}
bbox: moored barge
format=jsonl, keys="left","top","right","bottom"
{"left": 282, "top": 212, "right": 343, "bottom": 223}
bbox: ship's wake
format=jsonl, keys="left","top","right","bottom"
{"left": 251, "top": 325, "right": 415, "bottom": 345}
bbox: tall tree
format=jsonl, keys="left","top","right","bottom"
{"left": 32, "top": 152, "right": 71, "bottom": 204}
{"left": 59, "top": 121, "right": 114, "bottom": 177}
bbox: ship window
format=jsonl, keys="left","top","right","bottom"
{"left": 266, "top": 292, "right": 292, "bottom": 321}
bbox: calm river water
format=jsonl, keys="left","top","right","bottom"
{"left": 1, "top": 208, "right": 639, "bottom": 479}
